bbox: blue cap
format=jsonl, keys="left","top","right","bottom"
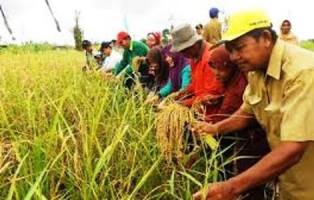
{"left": 209, "top": 7, "right": 219, "bottom": 18}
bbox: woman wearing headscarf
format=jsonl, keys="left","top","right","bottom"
{"left": 279, "top": 19, "right": 299, "bottom": 45}
{"left": 203, "top": 45, "right": 270, "bottom": 200}
{"left": 145, "top": 47, "right": 168, "bottom": 92}
{"left": 146, "top": 32, "right": 162, "bottom": 49}
{"left": 204, "top": 45, "right": 247, "bottom": 122}
{"left": 159, "top": 45, "right": 191, "bottom": 97}
{"left": 145, "top": 44, "right": 191, "bottom": 102}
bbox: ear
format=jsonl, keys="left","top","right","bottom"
{"left": 261, "top": 30, "right": 273, "bottom": 48}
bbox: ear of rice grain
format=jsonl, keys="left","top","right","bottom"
{"left": 156, "top": 102, "right": 217, "bottom": 163}
{"left": 156, "top": 103, "right": 192, "bottom": 163}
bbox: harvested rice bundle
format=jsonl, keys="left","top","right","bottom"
{"left": 156, "top": 102, "right": 218, "bottom": 163}
{"left": 156, "top": 103, "right": 193, "bottom": 163}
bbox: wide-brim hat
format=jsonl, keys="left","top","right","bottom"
{"left": 170, "top": 23, "right": 203, "bottom": 52}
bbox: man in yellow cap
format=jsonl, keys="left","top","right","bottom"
{"left": 192, "top": 9, "right": 314, "bottom": 200}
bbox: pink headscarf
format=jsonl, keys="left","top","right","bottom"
{"left": 148, "top": 32, "right": 161, "bottom": 45}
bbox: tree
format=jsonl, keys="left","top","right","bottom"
{"left": 73, "top": 11, "right": 83, "bottom": 50}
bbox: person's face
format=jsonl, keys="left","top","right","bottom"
{"left": 210, "top": 64, "right": 234, "bottom": 84}
{"left": 196, "top": 28, "right": 202, "bottom": 35}
{"left": 165, "top": 55, "right": 175, "bottom": 67}
{"left": 120, "top": 38, "right": 130, "bottom": 49}
{"left": 225, "top": 32, "right": 272, "bottom": 72}
{"left": 146, "top": 35, "right": 156, "bottom": 48}
{"left": 148, "top": 62, "right": 160, "bottom": 76}
{"left": 281, "top": 21, "right": 291, "bottom": 34}
{"left": 103, "top": 47, "right": 112, "bottom": 56}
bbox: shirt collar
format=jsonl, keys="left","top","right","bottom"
{"left": 129, "top": 40, "right": 134, "bottom": 51}
{"left": 266, "top": 39, "right": 285, "bottom": 80}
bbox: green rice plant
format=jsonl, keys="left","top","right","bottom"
{"left": 0, "top": 45, "right": 231, "bottom": 199}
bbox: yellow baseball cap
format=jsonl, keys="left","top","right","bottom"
{"left": 222, "top": 9, "right": 272, "bottom": 42}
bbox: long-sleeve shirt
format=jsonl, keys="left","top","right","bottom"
{"left": 181, "top": 42, "right": 223, "bottom": 107}
{"left": 241, "top": 40, "right": 314, "bottom": 199}
{"left": 100, "top": 50, "right": 122, "bottom": 73}
{"left": 114, "top": 40, "right": 149, "bottom": 76}
{"left": 159, "top": 64, "right": 191, "bottom": 97}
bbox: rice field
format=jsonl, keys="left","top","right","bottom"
{"left": 0, "top": 45, "right": 229, "bottom": 200}
{"left": 2, "top": 41, "right": 312, "bottom": 199}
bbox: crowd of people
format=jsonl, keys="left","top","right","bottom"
{"left": 81, "top": 7, "right": 314, "bottom": 200}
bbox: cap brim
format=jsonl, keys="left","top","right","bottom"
{"left": 221, "top": 33, "right": 245, "bottom": 42}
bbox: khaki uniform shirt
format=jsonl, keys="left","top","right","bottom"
{"left": 203, "top": 18, "right": 222, "bottom": 45}
{"left": 241, "top": 40, "right": 314, "bottom": 200}
{"left": 279, "top": 32, "right": 299, "bottom": 46}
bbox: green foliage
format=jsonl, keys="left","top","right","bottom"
{"left": 73, "top": 11, "right": 84, "bottom": 51}
{"left": 0, "top": 48, "right": 227, "bottom": 199}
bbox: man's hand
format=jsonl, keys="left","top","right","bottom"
{"left": 193, "top": 181, "right": 239, "bottom": 200}
{"left": 193, "top": 141, "right": 309, "bottom": 200}
{"left": 191, "top": 121, "right": 218, "bottom": 137}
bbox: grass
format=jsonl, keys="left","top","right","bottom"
{"left": 300, "top": 40, "right": 314, "bottom": 51}
{"left": 0, "top": 45, "right": 228, "bottom": 199}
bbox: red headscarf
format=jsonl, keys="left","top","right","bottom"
{"left": 206, "top": 45, "right": 248, "bottom": 123}
{"left": 148, "top": 32, "right": 161, "bottom": 45}
{"left": 209, "top": 45, "right": 237, "bottom": 71}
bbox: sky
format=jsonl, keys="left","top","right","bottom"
{"left": 0, "top": 0, "right": 313, "bottom": 45}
